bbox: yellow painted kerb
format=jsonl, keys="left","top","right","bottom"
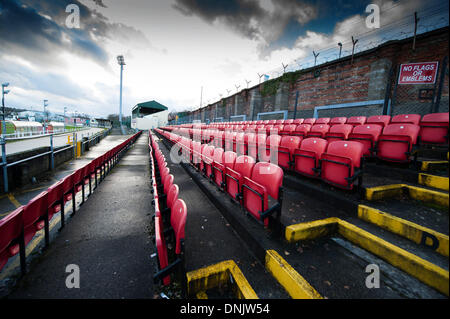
{"left": 358, "top": 204, "right": 449, "bottom": 257}
{"left": 186, "top": 260, "right": 258, "bottom": 299}
{"left": 418, "top": 173, "right": 449, "bottom": 191}
{"left": 365, "top": 184, "right": 449, "bottom": 208}
{"left": 285, "top": 218, "right": 449, "bottom": 296}
{"left": 265, "top": 250, "right": 322, "bottom": 299}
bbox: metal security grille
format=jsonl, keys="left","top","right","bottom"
{"left": 390, "top": 57, "right": 449, "bottom": 116}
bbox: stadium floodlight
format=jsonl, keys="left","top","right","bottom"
{"left": 117, "top": 55, "right": 126, "bottom": 135}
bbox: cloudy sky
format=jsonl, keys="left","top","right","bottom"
{"left": 0, "top": 0, "right": 448, "bottom": 118}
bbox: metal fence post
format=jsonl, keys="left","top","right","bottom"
{"left": 293, "top": 91, "right": 299, "bottom": 119}
{"left": 73, "top": 132, "right": 76, "bottom": 159}
{"left": 1, "top": 137, "right": 8, "bottom": 193}
{"left": 50, "top": 134, "right": 54, "bottom": 170}
{"left": 433, "top": 56, "right": 448, "bottom": 113}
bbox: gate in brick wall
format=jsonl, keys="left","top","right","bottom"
{"left": 389, "top": 57, "right": 449, "bottom": 116}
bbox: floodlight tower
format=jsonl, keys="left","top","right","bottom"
{"left": 2, "top": 83, "right": 10, "bottom": 133}
{"left": 2, "top": 82, "right": 10, "bottom": 192}
{"left": 117, "top": 55, "right": 126, "bottom": 135}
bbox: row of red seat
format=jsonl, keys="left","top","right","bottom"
{"left": 149, "top": 132, "right": 187, "bottom": 290}
{"left": 0, "top": 132, "right": 142, "bottom": 274}
{"left": 166, "top": 112, "right": 449, "bottom": 146}
{"left": 155, "top": 128, "right": 284, "bottom": 231}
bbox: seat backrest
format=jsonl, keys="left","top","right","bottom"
{"left": 325, "top": 141, "right": 364, "bottom": 168}
{"left": 330, "top": 117, "right": 347, "bottom": 125}
{"left": 170, "top": 199, "right": 187, "bottom": 255}
{"left": 62, "top": 172, "right": 74, "bottom": 194}
{"left": 163, "top": 174, "right": 174, "bottom": 194}
{"left": 223, "top": 151, "right": 237, "bottom": 169}
{"left": 23, "top": 191, "right": 48, "bottom": 232}
{"left": 310, "top": 124, "right": 330, "bottom": 135}
{"left": 351, "top": 124, "right": 383, "bottom": 139}
{"left": 234, "top": 155, "right": 256, "bottom": 178}
{"left": 392, "top": 114, "right": 421, "bottom": 125}
{"left": 166, "top": 184, "right": 179, "bottom": 210}
{"left": 316, "top": 117, "right": 330, "bottom": 124}
{"left": 280, "top": 136, "right": 301, "bottom": 153}
{"left": 212, "top": 148, "right": 224, "bottom": 164}
{"left": 293, "top": 118, "right": 304, "bottom": 125}
{"left": 304, "top": 118, "right": 316, "bottom": 125}
{"left": 266, "top": 134, "right": 282, "bottom": 148}
{"left": 0, "top": 207, "right": 24, "bottom": 270}
{"left": 295, "top": 124, "right": 311, "bottom": 134}
{"left": 420, "top": 112, "right": 449, "bottom": 125}
{"left": 382, "top": 123, "right": 420, "bottom": 144}
{"left": 251, "top": 162, "right": 284, "bottom": 200}
{"left": 47, "top": 181, "right": 64, "bottom": 207}
{"left": 347, "top": 116, "right": 367, "bottom": 126}
{"left": 202, "top": 145, "right": 215, "bottom": 160}
{"left": 367, "top": 115, "right": 391, "bottom": 127}
{"left": 327, "top": 124, "right": 353, "bottom": 139}
{"left": 282, "top": 124, "right": 297, "bottom": 133}
{"left": 300, "top": 137, "right": 328, "bottom": 155}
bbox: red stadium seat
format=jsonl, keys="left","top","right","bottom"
{"left": 236, "top": 133, "right": 247, "bottom": 155}
{"left": 419, "top": 112, "right": 449, "bottom": 145}
{"left": 325, "top": 124, "right": 353, "bottom": 142}
{"left": 224, "top": 131, "right": 236, "bottom": 151}
{"left": 277, "top": 136, "right": 302, "bottom": 169}
{"left": 292, "top": 124, "right": 311, "bottom": 138}
{"left": 303, "top": 118, "right": 316, "bottom": 125}
{"left": 293, "top": 138, "right": 328, "bottom": 178}
{"left": 242, "top": 162, "right": 284, "bottom": 227}
{"left": 170, "top": 199, "right": 187, "bottom": 255}
{"left": 23, "top": 191, "right": 48, "bottom": 246}
{"left": 0, "top": 207, "right": 24, "bottom": 271}
{"left": 47, "top": 181, "right": 64, "bottom": 222}
{"left": 307, "top": 124, "right": 330, "bottom": 138}
{"left": 348, "top": 124, "right": 383, "bottom": 157}
{"left": 330, "top": 117, "right": 347, "bottom": 126}
{"left": 316, "top": 117, "right": 331, "bottom": 124}
{"left": 248, "top": 133, "right": 266, "bottom": 160}
{"left": 259, "top": 135, "right": 282, "bottom": 163}
{"left": 212, "top": 151, "right": 236, "bottom": 189}
{"left": 201, "top": 145, "right": 214, "bottom": 175}
{"left": 279, "top": 124, "right": 297, "bottom": 136}
{"left": 154, "top": 215, "right": 170, "bottom": 285}
{"left": 367, "top": 115, "right": 391, "bottom": 128}
{"left": 209, "top": 148, "right": 224, "bottom": 179}
{"left": 293, "top": 118, "right": 304, "bottom": 125}
{"left": 392, "top": 114, "right": 421, "bottom": 125}
{"left": 225, "top": 155, "right": 256, "bottom": 201}
{"left": 377, "top": 124, "right": 420, "bottom": 162}
{"left": 347, "top": 116, "right": 367, "bottom": 127}
{"left": 319, "top": 141, "right": 364, "bottom": 190}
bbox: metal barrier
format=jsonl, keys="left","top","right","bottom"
{"left": 0, "top": 131, "right": 142, "bottom": 277}
{"left": 1, "top": 128, "right": 111, "bottom": 193}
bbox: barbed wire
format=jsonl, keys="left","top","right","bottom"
{"left": 186, "top": 1, "right": 449, "bottom": 114}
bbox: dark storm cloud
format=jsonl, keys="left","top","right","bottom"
{"left": 0, "top": 0, "right": 150, "bottom": 65}
{"left": 173, "top": 0, "right": 265, "bottom": 39}
{"left": 173, "top": 0, "right": 317, "bottom": 46}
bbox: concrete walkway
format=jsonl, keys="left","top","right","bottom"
{"left": 7, "top": 134, "right": 155, "bottom": 298}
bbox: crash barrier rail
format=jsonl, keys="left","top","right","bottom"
{"left": 1, "top": 128, "right": 112, "bottom": 193}
{"left": 0, "top": 131, "right": 142, "bottom": 276}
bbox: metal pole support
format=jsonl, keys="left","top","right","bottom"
{"left": 1, "top": 137, "right": 8, "bottom": 193}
